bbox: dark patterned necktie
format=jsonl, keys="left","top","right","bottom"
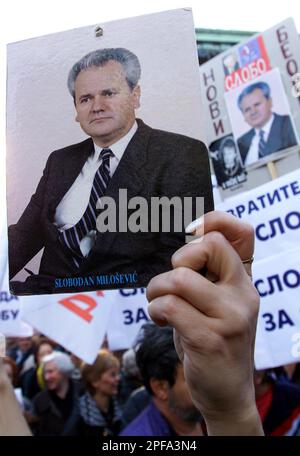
{"left": 258, "top": 129, "right": 268, "bottom": 158}
{"left": 60, "top": 148, "right": 113, "bottom": 265}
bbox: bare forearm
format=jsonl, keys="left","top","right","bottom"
{"left": 0, "top": 361, "right": 31, "bottom": 436}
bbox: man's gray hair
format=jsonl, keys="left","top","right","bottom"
{"left": 67, "top": 47, "right": 141, "bottom": 99}
{"left": 122, "top": 348, "right": 140, "bottom": 378}
{"left": 42, "top": 351, "right": 74, "bottom": 375}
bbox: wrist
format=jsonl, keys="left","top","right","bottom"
{"left": 203, "top": 404, "right": 264, "bottom": 436}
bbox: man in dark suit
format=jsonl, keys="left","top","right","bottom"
{"left": 237, "top": 81, "right": 298, "bottom": 166}
{"left": 8, "top": 48, "right": 213, "bottom": 295}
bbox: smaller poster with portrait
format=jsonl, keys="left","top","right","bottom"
{"left": 199, "top": 17, "right": 300, "bottom": 189}
{"left": 224, "top": 68, "right": 298, "bottom": 166}
{"left": 209, "top": 134, "right": 247, "bottom": 189}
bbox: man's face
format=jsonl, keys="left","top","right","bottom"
{"left": 37, "top": 343, "right": 53, "bottom": 365}
{"left": 17, "top": 337, "right": 32, "bottom": 353}
{"left": 223, "top": 146, "right": 237, "bottom": 168}
{"left": 168, "top": 364, "right": 201, "bottom": 422}
{"left": 44, "top": 361, "right": 66, "bottom": 392}
{"left": 240, "top": 88, "right": 273, "bottom": 129}
{"left": 74, "top": 61, "right": 140, "bottom": 147}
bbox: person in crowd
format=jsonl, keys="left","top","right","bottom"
{"left": 120, "top": 324, "right": 205, "bottom": 436}
{"left": 22, "top": 338, "right": 55, "bottom": 399}
{"left": 2, "top": 356, "right": 33, "bottom": 412}
{"left": 32, "top": 351, "right": 79, "bottom": 435}
{"left": 117, "top": 348, "right": 143, "bottom": 407}
{"left": 120, "top": 385, "right": 151, "bottom": 430}
{"left": 0, "top": 357, "right": 31, "bottom": 436}
{"left": 78, "top": 349, "right": 122, "bottom": 436}
{"left": 254, "top": 369, "right": 300, "bottom": 435}
{"left": 7, "top": 337, "right": 35, "bottom": 390}
{"left": 2, "top": 356, "right": 35, "bottom": 428}
{"left": 237, "top": 81, "right": 297, "bottom": 165}
{"left": 70, "top": 353, "right": 83, "bottom": 382}
{"left": 274, "top": 363, "right": 300, "bottom": 387}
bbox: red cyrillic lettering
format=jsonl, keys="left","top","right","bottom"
{"left": 58, "top": 294, "right": 97, "bottom": 323}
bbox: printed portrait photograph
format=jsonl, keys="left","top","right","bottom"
{"left": 224, "top": 67, "right": 299, "bottom": 167}
{"left": 209, "top": 134, "right": 246, "bottom": 189}
{"left": 6, "top": 9, "right": 214, "bottom": 296}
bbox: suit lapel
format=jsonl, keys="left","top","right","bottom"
{"left": 85, "top": 119, "right": 152, "bottom": 258}
{"left": 239, "top": 129, "right": 255, "bottom": 164}
{"left": 266, "top": 114, "right": 281, "bottom": 154}
{"left": 106, "top": 119, "right": 150, "bottom": 200}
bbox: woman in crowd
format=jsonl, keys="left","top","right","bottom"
{"left": 78, "top": 349, "right": 123, "bottom": 436}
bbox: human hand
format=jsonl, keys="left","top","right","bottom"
{"left": 147, "top": 211, "right": 263, "bottom": 435}
{"left": 0, "top": 351, "right": 32, "bottom": 435}
{"left": 186, "top": 210, "right": 254, "bottom": 277}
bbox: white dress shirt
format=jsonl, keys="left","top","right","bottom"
{"left": 245, "top": 114, "right": 274, "bottom": 166}
{"left": 54, "top": 121, "right": 137, "bottom": 256}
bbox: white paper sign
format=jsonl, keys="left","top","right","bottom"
{"left": 0, "top": 332, "right": 6, "bottom": 357}
{"left": 21, "top": 289, "right": 113, "bottom": 363}
{"left": 217, "top": 169, "right": 300, "bottom": 260}
{"left": 253, "top": 248, "right": 300, "bottom": 369}
{"left": 106, "top": 288, "right": 150, "bottom": 351}
{"left": 0, "top": 265, "right": 33, "bottom": 338}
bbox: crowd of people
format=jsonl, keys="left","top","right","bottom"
{"left": 1, "top": 328, "right": 300, "bottom": 436}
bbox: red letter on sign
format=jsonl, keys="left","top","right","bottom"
{"left": 58, "top": 294, "right": 97, "bottom": 323}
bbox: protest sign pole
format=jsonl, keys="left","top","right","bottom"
{"left": 267, "top": 161, "right": 278, "bottom": 180}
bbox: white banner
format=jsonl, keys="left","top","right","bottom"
{"left": 106, "top": 288, "right": 150, "bottom": 351}
{"left": 253, "top": 248, "right": 300, "bottom": 369}
{"left": 217, "top": 169, "right": 300, "bottom": 260}
{"left": 0, "top": 265, "right": 33, "bottom": 337}
{"left": 21, "top": 289, "right": 113, "bottom": 364}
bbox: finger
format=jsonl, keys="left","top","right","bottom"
{"left": 187, "top": 210, "right": 254, "bottom": 261}
{"left": 147, "top": 268, "right": 218, "bottom": 317}
{"left": 148, "top": 294, "right": 211, "bottom": 338}
{"left": 148, "top": 235, "right": 247, "bottom": 318}
{"left": 171, "top": 231, "right": 247, "bottom": 285}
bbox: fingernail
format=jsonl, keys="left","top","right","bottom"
{"left": 147, "top": 302, "right": 167, "bottom": 326}
{"left": 185, "top": 216, "right": 204, "bottom": 234}
{"left": 0, "top": 333, "right": 6, "bottom": 357}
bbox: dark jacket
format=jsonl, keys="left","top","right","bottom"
{"left": 237, "top": 113, "right": 298, "bottom": 164}
{"left": 77, "top": 392, "right": 122, "bottom": 436}
{"left": 120, "top": 400, "right": 176, "bottom": 436}
{"left": 258, "top": 380, "right": 300, "bottom": 436}
{"left": 8, "top": 119, "right": 213, "bottom": 295}
{"left": 32, "top": 380, "right": 80, "bottom": 436}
